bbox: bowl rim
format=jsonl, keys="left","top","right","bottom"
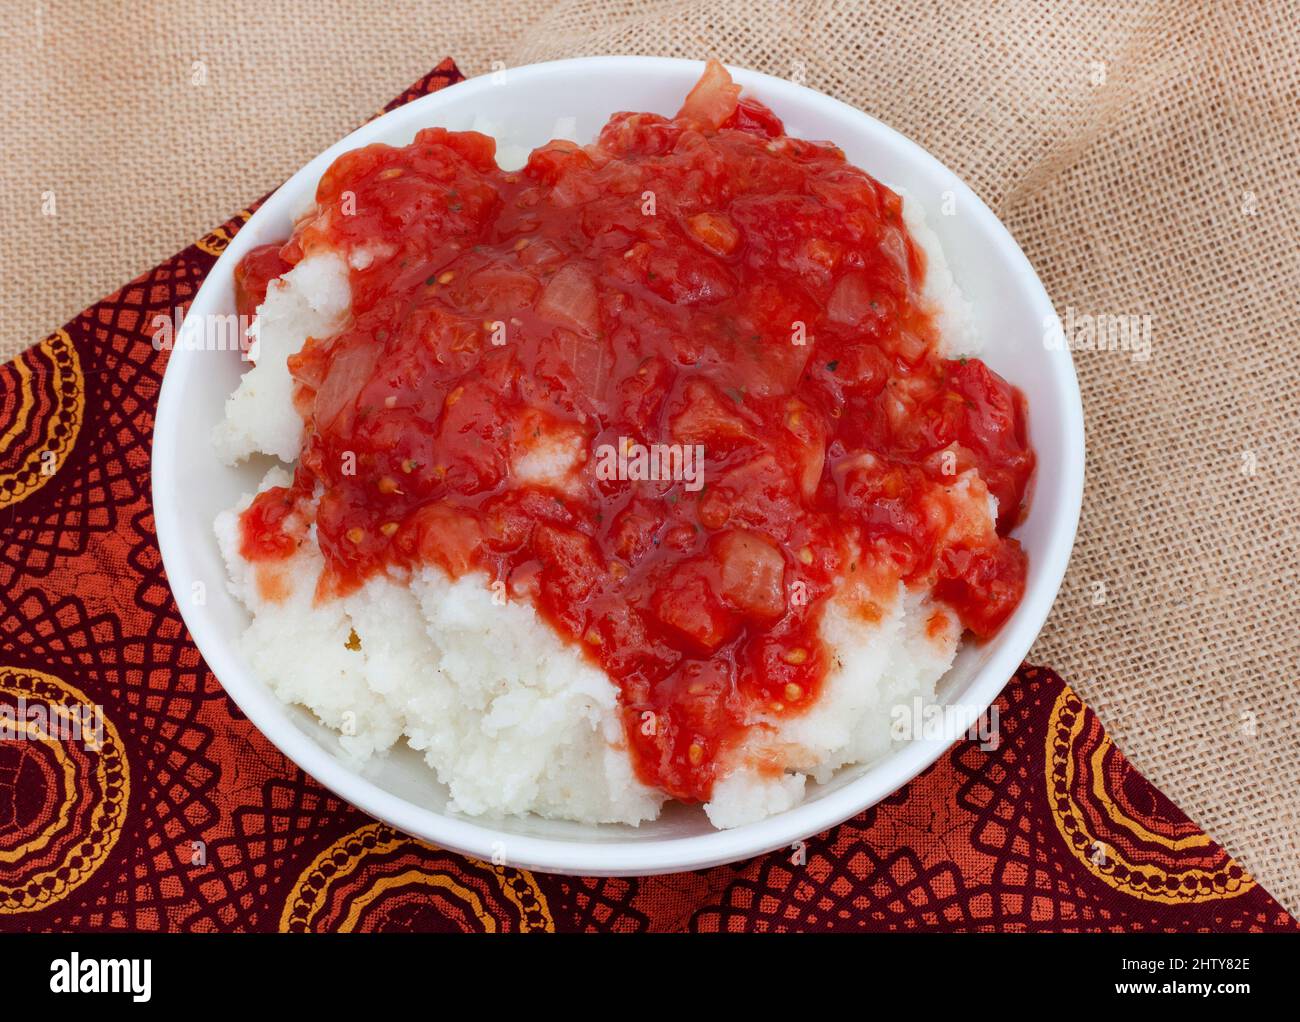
{"left": 152, "top": 54, "right": 1085, "bottom": 877}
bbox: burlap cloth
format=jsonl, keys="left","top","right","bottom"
{"left": 2, "top": 0, "right": 1296, "bottom": 912}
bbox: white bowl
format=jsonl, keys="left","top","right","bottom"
{"left": 153, "top": 56, "right": 1084, "bottom": 876}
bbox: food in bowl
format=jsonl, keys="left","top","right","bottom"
{"left": 212, "top": 61, "right": 1034, "bottom": 829}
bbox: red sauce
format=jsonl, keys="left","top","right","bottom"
{"left": 236, "top": 63, "right": 1034, "bottom": 803}
{"left": 234, "top": 243, "right": 294, "bottom": 322}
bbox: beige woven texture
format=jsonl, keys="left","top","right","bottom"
{"left": 2, "top": 0, "right": 1297, "bottom": 910}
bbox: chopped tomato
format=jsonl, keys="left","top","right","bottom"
{"left": 652, "top": 562, "right": 738, "bottom": 654}
{"left": 714, "top": 530, "right": 787, "bottom": 622}
{"left": 233, "top": 243, "right": 293, "bottom": 321}
{"left": 933, "top": 540, "right": 1029, "bottom": 638}
{"left": 676, "top": 59, "right": 742, "bottom": 129}
{"left": 239, "top": 486, "right": 302, "bottom": 561}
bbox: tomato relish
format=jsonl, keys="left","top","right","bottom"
{"left": 236, "top": 62, "right": 1034, "bottom": 803}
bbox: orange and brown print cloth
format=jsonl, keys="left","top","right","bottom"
{"left": 0, "top": 61, "right": 1293, "bottom": 934}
